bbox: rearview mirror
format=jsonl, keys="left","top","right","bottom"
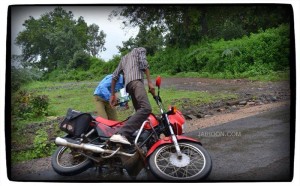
{"left": 156, "top": 76, "right": 161, "bottom": 88}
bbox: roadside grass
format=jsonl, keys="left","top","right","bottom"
{"left": 168, "top": 70, "right": 290, "bottom": 81}
{"left": 11, "top": 80, "right": 237, "bottom": 163}
{"left": 16, "top": 80, "right": 237, "bottom": 124}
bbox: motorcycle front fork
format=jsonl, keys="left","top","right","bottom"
{"left": 134, "top": 114, "right": 183, "bottom": 159}
{"left": 164, "top": 114, "right": 183, "bottom": 158}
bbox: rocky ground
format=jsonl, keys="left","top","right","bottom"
{"left": 160, "top": 77, "right": 291, "bottom": 131}
{"left": 9, "top": 77, "right": 292, "bottom": 178}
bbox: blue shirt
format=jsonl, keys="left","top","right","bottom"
{"left": 94, "top": 74, "right": 124, "bottom": 101}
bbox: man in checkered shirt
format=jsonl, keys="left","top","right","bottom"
{"left": 109, "top": 47, "right": 155, "bottom": 145}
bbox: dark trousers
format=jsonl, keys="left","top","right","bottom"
{"left": 118, "top": 80, "right": 152, "bottom": 138}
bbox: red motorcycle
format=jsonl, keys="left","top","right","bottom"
{"left": 51, "top": 76, "right": 212, "bottom": 180}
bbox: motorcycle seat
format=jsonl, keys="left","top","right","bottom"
{"left": 95, "top": 117, "right": 123, "bottom": 127}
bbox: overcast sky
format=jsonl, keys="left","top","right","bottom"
{"left": 10, "top": 5, "right": 139, "bottom": 61}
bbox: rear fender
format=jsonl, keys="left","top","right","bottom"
{"left": 145, "top": 135, "right": 202, "bottom": 159}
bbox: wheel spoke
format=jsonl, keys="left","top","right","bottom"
{"left": 57, "top": 147, "right": 89, "bottom": 168}
{"left": 169, "top": 166, "right": 182, "bottom": 177}
{"left": 154, "top": 143, "right": 207, "bottom": 179}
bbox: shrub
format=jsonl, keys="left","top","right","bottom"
{"left": 68, "top": 50, "right": 91, "bottom": 70}
{"left": 31, "top": 95, "right": 50, "bottom": 117}
{"left": 148, "top": 24, "right": 290, "bottom": 79}
{"left": 11, "top": 67, "right": 44, "bottom": 92}
{"left": 12, "top": 90, "right": 50, "bottom": 119}
{"left": 12, "top": 90, "right": 32, "bottom": 119}
{"left": 33, "top": 128, "right": 55, "bottom": 158}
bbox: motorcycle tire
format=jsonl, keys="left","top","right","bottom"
{"left": 148, "top": 142, "right": 212, "bottom": 180}
{"left": 51, "top": 146, "right": 93, "bottom": 176}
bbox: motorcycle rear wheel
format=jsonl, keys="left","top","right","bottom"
{"left": 148, "top": 142, "right": 212, "bottom": 180}
{"left": 51, "top": 146, "right": 93, "bottom": 176}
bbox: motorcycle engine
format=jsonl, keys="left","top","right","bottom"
{"left": 132, "top": 129, "right": 151, "bottom": 142}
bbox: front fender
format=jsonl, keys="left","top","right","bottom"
{"left": 146, "top": 135, "right": 202, "bottom": 159}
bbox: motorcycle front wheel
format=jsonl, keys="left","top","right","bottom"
{"left": 51, "top": 146, "right": 93, "bottom": 176}
{"left": 148, "top": 142, "right": 212, "bottom": 180}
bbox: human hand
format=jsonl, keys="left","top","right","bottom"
{"left": 109, "top": 95, "right": 117, "bottom": 108}
{"left": 148, "top": 82, "right": 156, "bottom": 96}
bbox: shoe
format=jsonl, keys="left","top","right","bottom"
{"left": 110, "top": 134, "right": 131, "bottom": 145}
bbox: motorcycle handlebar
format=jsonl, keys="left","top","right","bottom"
{"left": 153, "top": 95, "right": 162, "bottom": 104}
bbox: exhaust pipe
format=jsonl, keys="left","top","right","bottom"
{"left": 55, "top": 137, "right": 135, "bottom": 157}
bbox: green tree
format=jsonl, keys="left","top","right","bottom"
{"left": 111, "top": 5, "right": 291, "bottom": 48}
{"left": 111, "top": 6, "right": 204, "bottom": 48}
{"left": 87, "top": 24, "right": 106, "bottom": 57}
{"left": 118, "top": 25, "right": 164, "bottom": 55}
{"left": 15, "top": 7, "right": 106, "bottom": 73}
{"left": 68, "top": 50, "right": 91, "bottom": 70}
